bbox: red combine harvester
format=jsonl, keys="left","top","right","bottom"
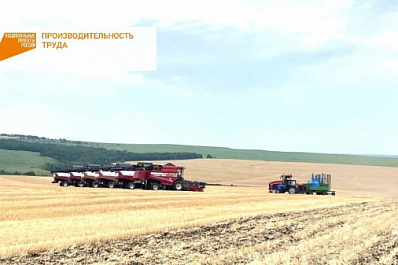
{"left": 97, "top": 170, "right": 119, "bottom": 188}
{"left": 115, "top": 163, "right": 141, "bottom": 189}
{"left": 69, "top": 172, "right": 84, "bottom": 187}
{"left": 52, "top": 172, "right": 70, "bottom": 186}
{"left": 82, "top": 171, "right": 100, "bottom": 188}
{"left": 52, "top": 165, "right": 88, "bottom": 187}
{"left": 52, "top": 162, "right": 206, "bottom": 192}
{"left": 135, "top": 162, "right": 206, "bottom": 192}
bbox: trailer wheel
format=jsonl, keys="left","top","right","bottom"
{"left": 288, "top": 187, "right": 296, "bottom": 194}
{"left": 173, "top": 181, "right": 183, "bottom": 191}
{"left": 150, "top": 182, "right": 160, "bottom": 190}
{"left": 60, "top": 181, "right": 68, "bottom": 187}
{"left": 126, "top": 182, "right": 135, "bottom": 189}
{"left": 91, "top": 182, "right": 99, "bottom": 188}
{"left": 107, "top": 182, "right": 115, "bottom": 188}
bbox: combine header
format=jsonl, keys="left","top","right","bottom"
{"left": 51, "top": 162, "right": 206, "bottom": 192}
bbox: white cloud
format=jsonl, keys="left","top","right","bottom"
{"left": 0, "top": 103, "right": 60, "bottom": 137}
{"left": 378, "top": 61, "right": 398, "bottom": 74}
{"left": 1, "top": 1, "right": 347, "bottom": 35}
{"left": 371, "top": 32, "right": 398, "bottom": 51}
{"left": 1, "top": 0, "right": 398, "bottom": 154}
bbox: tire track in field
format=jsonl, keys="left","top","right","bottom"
{"left": 203, "top": 201, "right": 398, "bottom": 265}
{"left": 351, "top": 230, "right": 398, "bottom": 265}
{"left": 0, "top": 201, "right": 396, "bottom": 265}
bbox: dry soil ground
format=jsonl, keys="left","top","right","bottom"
{"left": 0, "top": 159, "right": 397, "bottom": 264}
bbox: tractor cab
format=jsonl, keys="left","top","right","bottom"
{"left": 271, "top": 174, "right": 300, "bottom": 194}
{"left": 285, "top": 179, "right": 296, "bottom": 186}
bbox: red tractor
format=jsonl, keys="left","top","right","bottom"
{"left": 268, "top": 174, "right": 303, "bottom": 194}
{"left": 269, "top": 174, "right": 293, "bottom": 193}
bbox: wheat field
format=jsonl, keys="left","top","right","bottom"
{"left": 0, "top": 159, "right": 397, "bottom": 264}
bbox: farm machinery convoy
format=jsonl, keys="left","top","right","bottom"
{"left": 52, "top": 162, "right": 206, "bottom": 192}
{"left": 51, "top": 160, "right": 334, "bottom": 195}
{"left": 268, "top": 173, "right": 336, "bottom": 195}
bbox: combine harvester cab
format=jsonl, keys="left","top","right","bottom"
{"left": 302, "top": 173, "right": 335, "bottom": 195}
{"left": 136, "top": 162, "right": 206, "bottom": 192}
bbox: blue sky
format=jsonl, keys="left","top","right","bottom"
{"left": 1, "top": 0, "right": 398, "bottom": 155}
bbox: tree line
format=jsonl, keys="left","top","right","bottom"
{"left": 0, "top": 139, "right": 202, "bottom": 170}
{"left": 0, "top": 170, "right": 36, "bottom": 176}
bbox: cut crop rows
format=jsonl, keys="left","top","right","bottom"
{"left": 2, "top": 200, "right": 397, "bottom": 265}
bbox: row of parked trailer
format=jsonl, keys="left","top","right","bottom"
{"left": 51, "top": 162, "right": 206, "bottom": 192}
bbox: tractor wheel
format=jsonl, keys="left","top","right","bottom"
{"left": 107, "top": 182, "right": 115, "bottom": 188}
{"left": 275, "top": 189, "right": 280, "bottom": 194}
{"left": 91, "top": 181, "right": 99, "bottom": 188}
{"left": 126, "top": 182, "right": 135, "bottom": 189}
{"left": 173, "top": 181, "right": 183, "bottom": 191}
{"left": 288, "top": 187, "right": 296, "bottom": 194}
{"left": 60, "top": 181, "right": 68, "bottom": 187}
{"left": 150, "top": 182, "right": 160, "bottom": 190}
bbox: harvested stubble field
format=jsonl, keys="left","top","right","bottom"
{"left": 0, "top": 159, "right": 397, "bottom": 264}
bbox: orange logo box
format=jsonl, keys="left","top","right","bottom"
{"left": 0, "top": 33, "right": 36, "bottom": 61}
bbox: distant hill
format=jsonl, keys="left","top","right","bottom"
{"left": 0, "top": 134, "right": 397, "bottom": 175}
{"left": 87, "top": 142, "right": 398, "bottom": 168}
{"left": 0, "top": 136, "right": 202, "bottom": 175}
{"left": 0, "top": 149, "right": 55, "bottom": 176}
